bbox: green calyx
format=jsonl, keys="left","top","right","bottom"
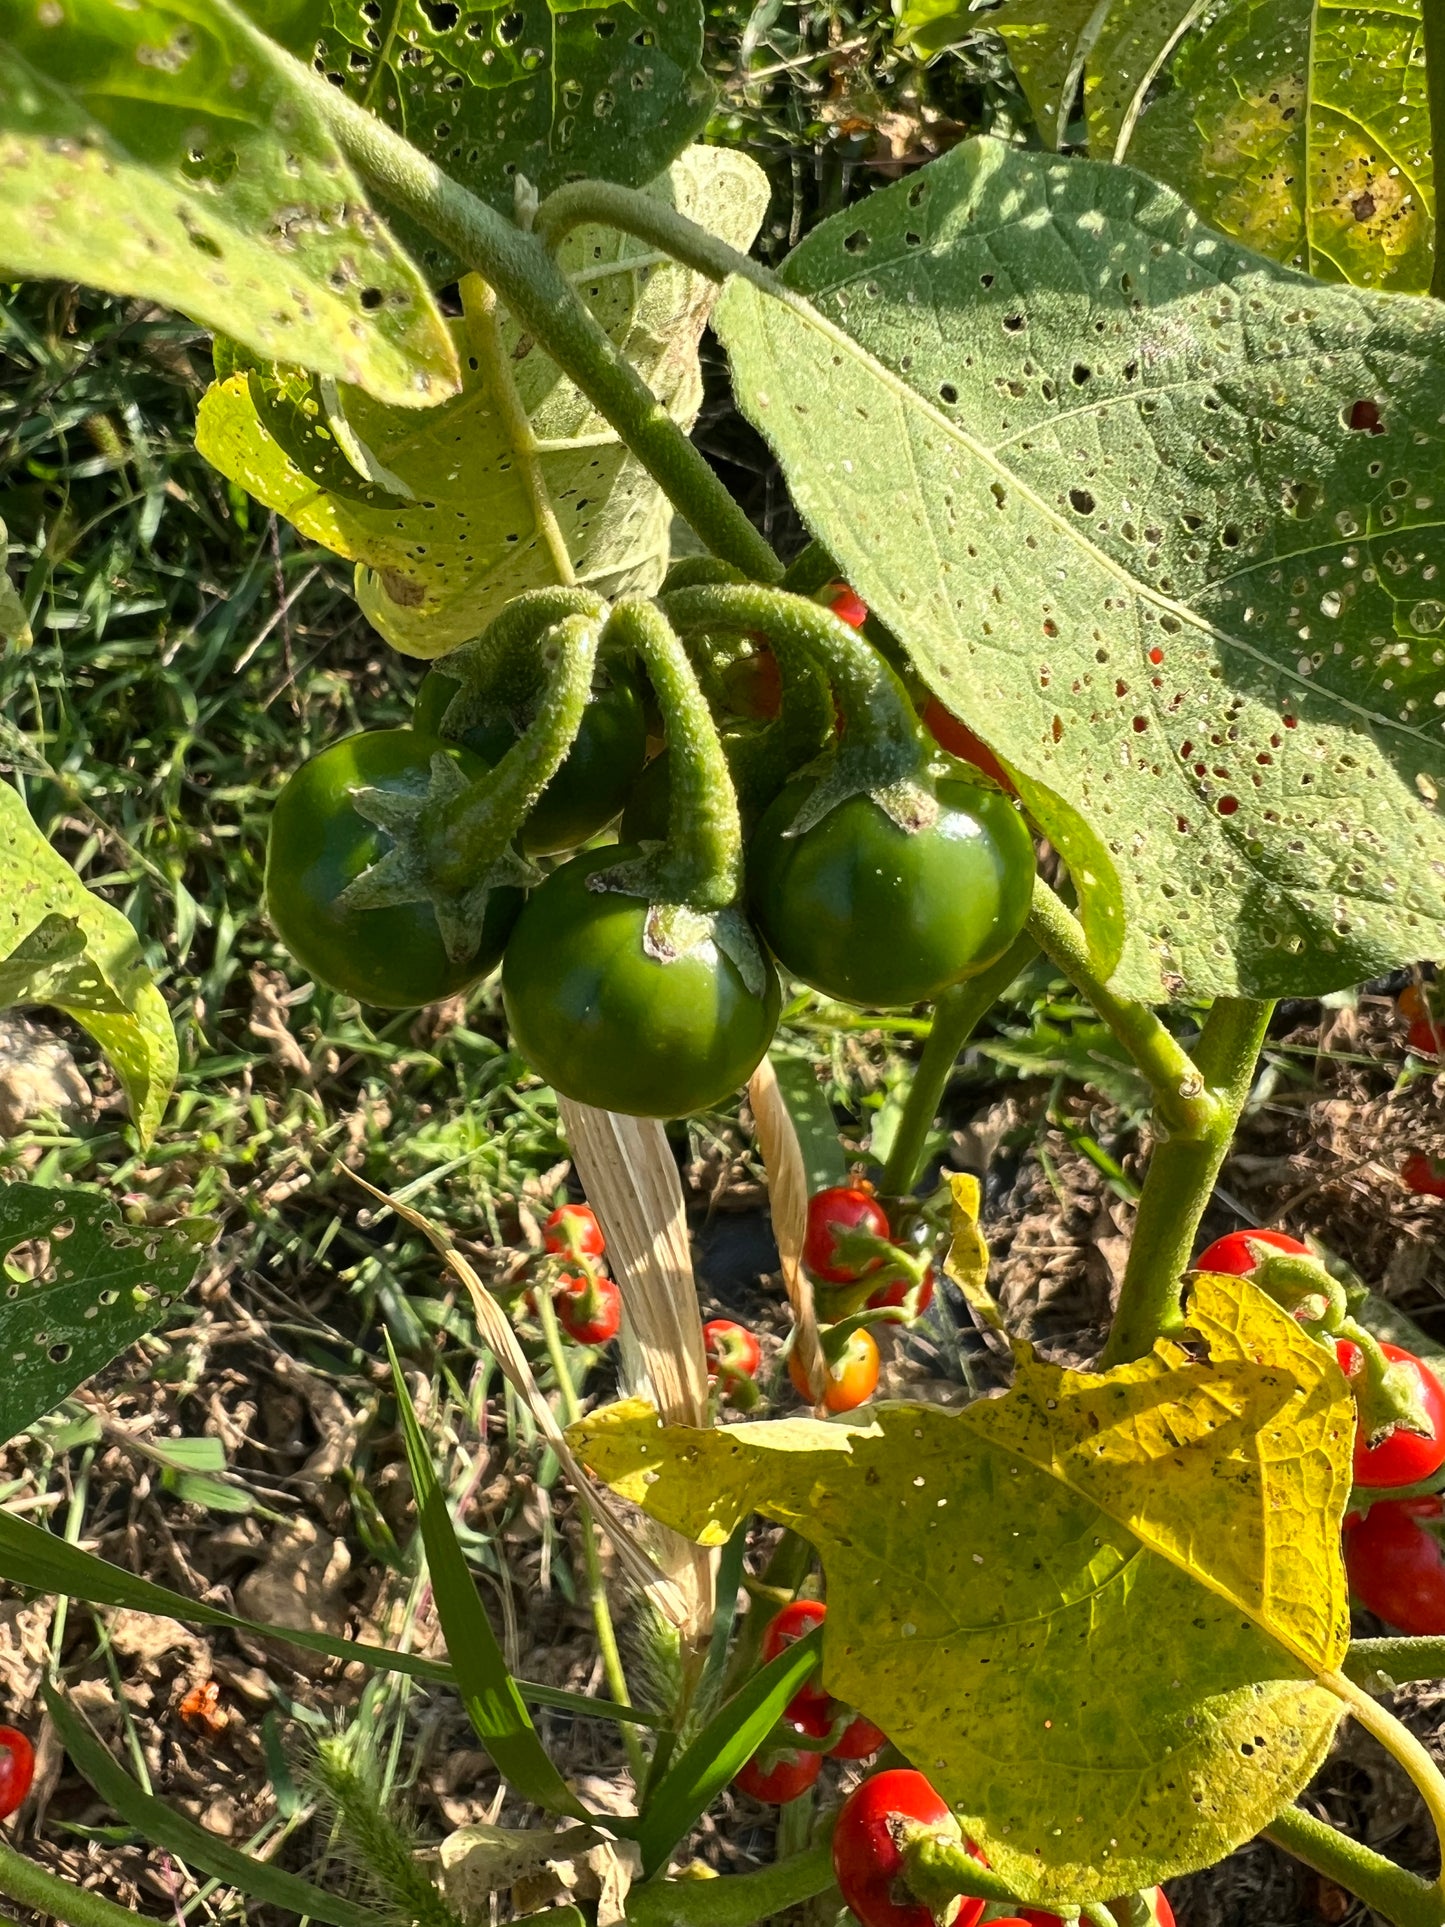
{"left": 338, "top": 609, "right": 602, "bottom": 962}
{"left": 1336, "top": 1318, "right": 1439, "bottom": 1447}
{"left": 660, "top": 581, "right": 934, "bottom": 836}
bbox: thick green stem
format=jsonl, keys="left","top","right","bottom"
{"left": 424, "top": 612, "right": 600, "bottom": 890}
{"left": 1099, "top": 993, "right": 1275, "bottom": 1367}
{"left": 536, "top": 1287, "right": 648, "bottom": 1786}
{"left": 1348, "top": 1638, "right": 1445, "bottom": 1689}
{"left": 1026, "top": 879, "right": 1213, "bottom": 1139}
{"left": 625, "top": 1847, "right": 837, "bottom": 1927}
{"left": 0, "top": 1837, "right": 168, "bottom": 1927}
{"left": 779, "top": 541, "right": 841, "bottom": 597}
{"left": 605, "top": 599, "right": 743, "bottom": 910}
{"left": 535, "top": 182, "right": 775, "bottom": 293}
{"left": 901, "top": 1831, "right": 1032, "bottom": 1912}
{"left": 1266, "top": 1806, "right": 1445, "bottom": 1927}
{"left": 1425, "top": 0, "right": 1445, "bottom": 302}
{"left": 881, "top": 932, "right": 1039, "bottom": 1197}
{"left": 300, "top": 68, "right": 781, "bottom": 584}
{"left": 440, "top": 586, "right": 609, "bottom": 715}
{"left": 661, "top": 583, "right": 927, "bottom": 796}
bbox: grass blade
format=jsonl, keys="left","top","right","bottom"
{"left": 387, "top": 1339, "right": 590, "bottom": 1820}
{"left": 636, "top": 1623, "right": 823, "bottom": 1876}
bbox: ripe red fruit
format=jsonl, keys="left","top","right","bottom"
{"left": 867, "top": 1267, "right": 935, "bottom": 1315}
{"left": 830, "top": 1712, "right": 887, "bottom": 1760}
{"left": 1408, "top": 1012, "right": 1443, "bottom": 1057}
{"left": 0, "top": 1727, "right": 34, "bottom": 1819}
{"left": 833, "top": 1769, "right": 986, "bottom": 1927}
{"left": 1335, "top": 1339, "right": 1445, "bottom": 1487}
{"left": 1403, "top": 1153, "right": 1445, "bottom": 1199}
{"left": 544, "top": 1204, "right": 605, "bottom": 1260}
{"left": 1344, "top": 1499, "right": 1445, "bottom": 1634}
{"left": 789, "top": 1328, "right": 880, "bottom": 1413}
{"left": 1194, "top": 1228, "right": 1310, "bottom": 1275}
{"left": 921, "top": 697, "right": 1013, "bottom": 791}
{"left": 703, "top": 1319, "right": 762, "bottom": 1384}
{"left": 827, "top": 584, "right": 869, "bottom": 630}
{"left": 553, "top": 1273, "right": 622, "bottom": 1346}
{"left": 734, "top": 1709, "right": 824, "bottom": 1803}
{"left": 804, "top": 1186, "right": 891, "bottom": 1284}
{"left": 761, "top": 1598, "right": 830, "bottom": 1709}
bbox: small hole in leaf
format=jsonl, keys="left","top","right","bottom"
{"left": 499, "top": 9, "right": 525, "bottom": 39}
{"left": 1072, "top": 364, "right": 1092, "bottom": 386}
{"left": 47, "top": 1343, "right": 70, "bottom": 1365}
{"left": 843, "top": 229, "right": 870, "bottom": 255}
{"left": 1069, "top": 488, "right": 1095, "bottom": 515}
{"left": 1345, "top": 398, "right": 1385, "bottom": 434}
{"left": 1217, "top": 796, "right": 1240, "bottom": 816}
{"left": 360, "top": 287, "right": 384, "bottom": 311}
{"left": 939, "top": 383, "right": 958, "bottom": 405}
{"left": 419, "top": 0, "right": 459, "bottom": 26}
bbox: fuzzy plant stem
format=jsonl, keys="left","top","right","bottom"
{"left": 880, "top": 930, "right": 1039, "bottom": 1198}
{"left": 1266, "top": 1806, "right": 1445, "bottom": 1927}
{"left": 624, "top": 1846, "right": 839, "bottom": 1927}
{"left": 534, "top": 181, "right": 777, "bottom": 292}
{"left": 437, "top": 585, "right": 609, "bottom": 714}
{"left": 535, "top": 1285, "right": 648, "bottom": 1785}
{"left": 298, "top": 65, "right": 782, "bottom": 584}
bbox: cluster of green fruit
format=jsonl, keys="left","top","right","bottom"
{"left": 263, "top": 580, "right": 1036, "bottom": 1120}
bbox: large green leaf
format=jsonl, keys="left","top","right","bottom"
{"left": 0, "top": 1184, "right": 204, "bottom": 1443}
{"left": 0, "top": 0, "right": 457, "bottom": 407}
{"left": 197, "top": 145, "right": 769, "bottom": 656}
{"left": 276, "top": 1, "right": 711, "bottom": 265}
{"left": 0, "top": 783, "right": 176, "bottom": 1144}
{"left": 1130, "top": 0, "right": 1434, "bottom": 294}
{"left": 717, "top": 138, "right": 1445, "bottom": 1001}
{"left": 572, "top": 1275, "right": 1354, "bottom": 1901}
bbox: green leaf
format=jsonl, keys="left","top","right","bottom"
{"left": 0, "top": 520, "right": 31, "bottom": 650}
{"left": 1129, "top": 0, "right": 1435, "bottom": 294}
{"left": 0, "top": 1507, "right": 650, "bottom": 1723}
{"left": 45, "top": 1683, "right": 388, "bottom": 1927}
{"left": 0, "top": 1184, "right": 203, "bottom": 1443}
{"left": 0, "top": 0, "right": 458, "bottom": 408}
{"left": 387, "top": 1338, "right": 588, "bottom": 1817}
{"left": 197, "top": 145, "right": 768, "bottom": 657}
{"left": 0, "top": 782, "right": 177, "bottom": 1143}
{"left": 989, "top": 0, "right": 1106, "bottom": 148}
{"left": 767, "top": 1052, "right": 848, "bottom": 1195}
{"left": 716, "top": 138, "right": 1445, "bottom": 1001}
{"left": 636, "top": 1625, "right": 822, "bottom": 1878}
{"left": 275, "top": 1, "right": 711, "bottom": 263}
{"left": 571, "top": 1274, "right": 1354, "bottom": 1902}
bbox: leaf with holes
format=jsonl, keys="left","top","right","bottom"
{"left": 0, "top": 783, "right": 177, "bottom": 1144}
{"left": 0, "top": 1184, "right": 206, "bottom": 1444}
{"left": 571, "top": 1275, "right": 1354, "bottom": 1901}
{"left": 0, "top": 0, "right": 458, "bottom": 407}
{"left": 716, "top": 138, "right": 1445, "bottom": 1000}
{"left": 197, "top": 145, "right": 769, "bottom": 656}
{"left": 981, "top": 0, "right": 1103, "bottom": 148}
{"left": 271, "top": 0, "right": 711, "bottom": 275}
{"left": 1130, "top": 0, "right": 1434, "bottom": 294}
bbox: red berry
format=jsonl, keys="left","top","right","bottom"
{"left": 830, "top": 1712, "right": 887, "bottom": 1760}
{"left": 733, "top": 1714, "right": 824, "bottom": 1803}
{"left": 1345, "top": 1500, "right": 1445, "bottom": 1634}
{"left": 1408, "top": 1013, "right": 1444, "bottom": 1057}
{"left": 0, "top": 1728, "right": 34, "bottom": 1819}
{"left": 1335, "top": 1339, "right": 1445, "bottom": 1487}
{"left": 703, "top": 1319, "right": 762, "bottom": 1383}
{"left": 827, "top": 584, "right": 869, "bottom": 630}
{"left": 1194, "top": 1228, "right": 1310, "bottom": 1275}
{"left": 867, "top": 1267, "right": 935, "bottom": 1315}
{"left": 761, "top": 1599, "right": 830, "bottom": 1709}
{"left": 833, "top": 1769, "right": 986, "bottom": 1927}
{"left": 721, "top": 644, "right": 783, "bottom": 721}
{"left": 544, "top": 1204, "right": 605, "bottom": 1260}
{"left": 804, "top": 1186, "right": 891, "bottom": 1284}
{"left": 921, "top": 697, "right": 1014, "bottom": 792}
{"left": 553, "top": 1272, "right": 622, "bottom": 1346}
{"left": 1403, "top": 1153, "right": 1445, "bottom": 1199}
{"left": 789, "top": 1328, "right": 880, "bottom": 1414}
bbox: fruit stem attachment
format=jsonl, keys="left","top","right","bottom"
{"left": 534, "top": 182, "right": 776, "bottom": 294}
{"left": 899, "top": 1828, "right": 1031, "bottom": 1912}
{"left": 423, "top": 611, "right": 601, "bottom": 892}
{"left": 602, "top": 599, "right": 743, "bottom": 912}
{"left": 439, "top": 586, "right": 610, "bottom": 715}
{"left": 1266, "top": 1804, "right": 1445, "bottom": 1927}
{"left": 1323, "top": 1667, "right": 1445, "bottom": 1897}
{"left": 295, "top": 57, "right": 782, "bottom": 584}
{"left": 1099, "top": 993, "right": 1275, "bottom": 1367}
{"left": 881, "top": 931, "right": 1039, "bottom": 1198}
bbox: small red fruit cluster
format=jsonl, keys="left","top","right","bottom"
{"left": 523, "top": 1203, "right": 622, "bottom": 1347}
{"left": 731, "top": 1600, "right": 886, "bottom": 1804}
{"left": 1198, "top": 1228, "right": 1445, "bottom": 1635}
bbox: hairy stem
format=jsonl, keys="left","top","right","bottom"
{"left": 1348, "top": 1638, "right": 1445, "bottom": 1689}
{"left": 625, "top": 1846, "right": 838, "bottom": 1927}
{"left": 1099, "top": 993, "right": 1274, "bottom": 1367}
{"left": 901, "top": 1830, "right": 1033, "bottom": 1911}
{"left": 537, "top": 1287, "right": 648, "bottom": 1785}
{"left": 1025, "top": 879, "right": 1213, "bottom": 1139}
{"left": 1324, "top": 1668, "right": 1445, "bottom": 1895}
{"left": 535, "top": 182, "right": 775, "bottom": 292}
{"left": 881, "top": 933, "right": 1039, "bottom": 1198}
{"left": 1266, "top": 1806, "right": 1445, "bottom": 1927}
{"left": 299, "top": 66, "right": 781, "bottom": 583}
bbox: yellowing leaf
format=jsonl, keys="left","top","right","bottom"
{"left": 569, "top": 1275, "right": 1354, "bottom": 1900}
{"left": 197, "top": 146, "right": 769, "bottom": 658}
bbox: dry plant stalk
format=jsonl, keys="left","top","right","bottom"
{"left": 346, "top": 1172, "right": 688, "bottom": 1628}
{"left": 557, "top": 1098, "right": 718, "bottom": 1649}
{"left": 748, "top": 1057, "right": 828, "bottom": 1403}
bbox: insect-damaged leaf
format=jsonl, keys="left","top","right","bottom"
{"left": 570, "top": 1275, "right": 1355, "bottom": 1901}
{"left": 716, "top": 138, "right": 1445, "bottom": 1000}
{"left": 197, "top": 146, "right": 768, "bottom": 657}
